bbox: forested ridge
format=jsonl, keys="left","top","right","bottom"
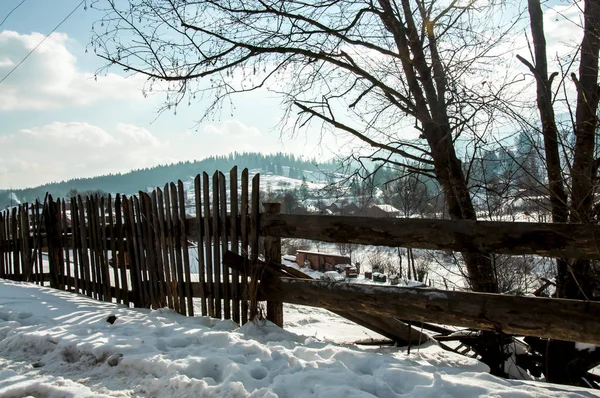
{"left": 0, "top": 152, "right": 336, "bottom": 207}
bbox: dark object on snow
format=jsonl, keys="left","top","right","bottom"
{"left": 32, "top": 362, "right": 44, "bottom": 368}
{"left": 106, "top": 315, "right": 117, "bottom": 324}
{"left": 106, "top": 353, "right": 123, "bottom": 367}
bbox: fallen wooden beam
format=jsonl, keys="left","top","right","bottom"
{"left": 223, "top": 251, "right": 429, "bottom": 345}
{"left": 258, "top": 277, "right": 600, "bottom": 345}
{"left": 260, "top": 213, "right": 600, "bottom": 259}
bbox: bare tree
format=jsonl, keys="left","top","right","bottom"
{"left": 91, "top": 0, "right": 524, "bottom": 293}
{"left": 515, "top": 0, "right": 600, "bottom": 385}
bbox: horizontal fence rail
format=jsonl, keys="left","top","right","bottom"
{"left": 259, "top": 214, "right": 600, "bottom": 259}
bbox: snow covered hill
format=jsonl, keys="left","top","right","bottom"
{"left": 0, "top": 279, "right": 595, "bottom": 397}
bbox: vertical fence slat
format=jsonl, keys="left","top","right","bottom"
{"left": 100, "top": 197, "right": 112, "bottom": 302}
{"left": 22, "top": 203, "right": 31, "bottom": 282}
{"left": 170, "top": 183, "right": 186, "bottom": 315}
{"left": 212, "top": 172, "right": 222, "bottom": 318}
{"left": 77, "top": 195, "right": 93, "bottom": 297}
{"left": 12, "top": 207, "right": 19, "bottom": 281}
{"left": 178, "top": 180, "right": 194, "bottom": 316}
{"left": 219, "top": 172, "right": 230, "bottom": 320}
{"left": 194, "top": 175, "right": 207, "bottom": 316}
{"left": 249, "top": 173, "right": 260, "bottom": 320}
{"left": 151, "top": 191, "right": 167, "bottom": 308}
{"left": 124, "top": 196, "right": 142, "bottom": 307}
{"left": 62, "top": 199, "right": 71, "bottom": 291}
{"left": 56, "top": 200, "right": 65, "bottom": 290}
{"left": 144, "top": 192, "right": 159, "bottom": 308}
{"left": 203, "top": 173, "right": 215, "bottom": 318}
{"left": 139, "top": 193, "right": 155, "bottom": 308}
{"left": 157, "top": 188, "right": 174, "bottom": 311}
{"left": 70, "top": 198, "right": 80, "bottom": 293}
{"left": 115, "top": 195, "right": 128, "bottom": 306}
{"left": 164, "top": 185, "right": 180, "bottom": 314}
{"left": 230, "top": 167, "right": 240, "bottom": 323}
{"left": 0, "top": 212, "right": 5, "bottom": 280}
{"left": 35, "top": 201, "right": 43, "bottom": 285}
{"left": 240, "top": 168, "right": 249, "bottom": 324}
{"left": 108, "top": 195, "right": 119, "bottom": 303}
{"left": 133, "top": 196, "right": 149, "bottom": 307}
{"left": 86, "top": 197, "right": 99, "bottom": 299}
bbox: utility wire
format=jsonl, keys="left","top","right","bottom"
{"left": 0, "top": 0, "right": 85, "bottom": 85}
{"left": 0, "top": 0, "right": 26, "bottom": 28}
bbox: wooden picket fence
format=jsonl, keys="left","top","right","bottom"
{"left": 0, "top": 167, "right": 262, "bottom": 325}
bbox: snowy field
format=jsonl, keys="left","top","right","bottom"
{"left": 0, "top": 279, "right": 598, "bottom": 397}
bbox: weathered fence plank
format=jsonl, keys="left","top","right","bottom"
{"left": 261, "top": 214, "right": 600, "bottom": 259}
{"left": 164, "top": 185, "right": 180, "bottom": 314}
{"left": 115, "top": 195, "right": 128, "bottom": 306}
{"left": 194, "top": 174, "right": 207, "bottom": 316}
{"left": 219, "top": 172, "right": 230, "bottom": 320}
{"left": 230, "top": 167, "right": 240, "bottom": 323}
{"left": 240, "top": 168, "right": 249, "bottom": 324}
{"left": 170, "top": 183, "right": 186, "bottom": 314}
{"left": 260, "top": 278, "right": 600, "bottom": 345}
{"left": 151, "top": 191, "right": 167, "bottom": 309}
{"left": 62, "top": 199, "right": 71, "bottom": 291}
{"left": 157, "top": 188, "right": 174, "bottom": 310}
{"left": 212, "top": 172, "right": 222, "bottom": 318}
{"left": 203, "top": 172, "right": 215, "bottom": 318}
{"left": 178, "top": 180, "right": 194, "bottom": 316}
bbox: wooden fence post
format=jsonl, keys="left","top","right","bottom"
{"left": 263, "top": 202, "right": 283, "bottom": 327}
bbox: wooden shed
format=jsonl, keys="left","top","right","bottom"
{"left": 296, "top": 250, "right": 351, "bottom": 272}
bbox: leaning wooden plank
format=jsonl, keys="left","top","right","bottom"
{"left": 177, "top": 180, "right": 194, "bottom": 317}
{"left": 259, "top": 277, "right": 600, "bottom": 345}
{"left": 194, "top": 174, "right": 207, "bottom": 316}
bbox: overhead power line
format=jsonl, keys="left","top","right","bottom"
{"left": 0, "top": 0, "right": 27, "bottom": 28}
{"left": 0, "top": 0, "right": 85, "bottom": 85}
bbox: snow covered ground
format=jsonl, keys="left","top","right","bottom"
{"left": 0, "top": 279, "right": 597, "bottom": 397}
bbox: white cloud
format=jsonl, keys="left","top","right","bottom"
{"left": 0, "top": 31, "right": 144, "bottom": 111}
{"left": 203, "top": 120, "right": 262, "bottom": 137}
{"left": 0, "top": 119, "right": 292, "bottom": 188}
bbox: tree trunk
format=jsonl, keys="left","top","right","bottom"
{"left": 427, "top": 123, "right": 497, "bottom": 293}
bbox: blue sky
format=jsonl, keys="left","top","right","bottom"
{"left": 0, "top": 0, "right": 341, "bottom": 189}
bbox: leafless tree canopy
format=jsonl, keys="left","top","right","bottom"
{"left": 91, "top": 0, "right": 523, "bottom": 292}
